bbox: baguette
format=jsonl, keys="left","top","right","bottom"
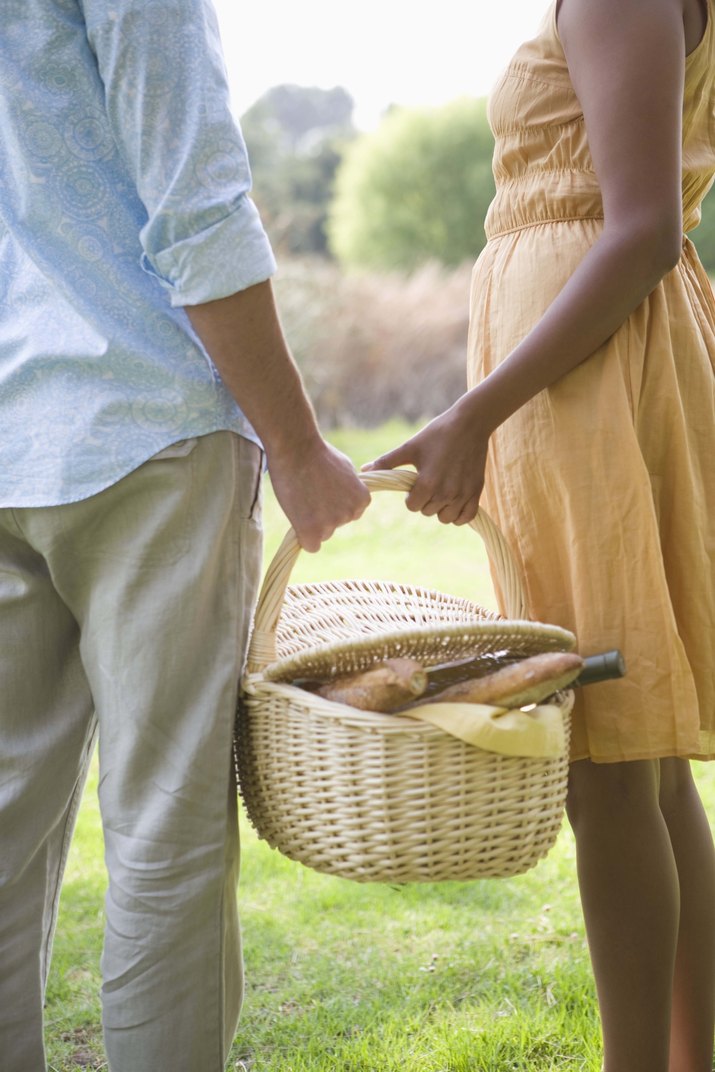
{"left": 313, "top": 658, "right": 428, "bottom": 712}
{"left": 407, "top": 651, "right": 583, "bottom": 710}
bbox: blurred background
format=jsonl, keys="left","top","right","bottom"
{"left": 213, "top": 0, "right": 544, "bottom": 129}
{"left": 208, "top": 0, "right": 715, "bottom": 433}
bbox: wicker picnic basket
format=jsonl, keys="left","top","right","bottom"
{"left": 235, "top": 469, "right": 576, "bottom": 883}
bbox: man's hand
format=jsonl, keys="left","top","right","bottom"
{"left": 267, "top": 438, "right": 370, "bottom": 552}
{"left": 185, "top": 281, "right": 370, "bottom": 551}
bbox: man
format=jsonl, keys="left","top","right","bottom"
{"left": 0, "top": 2, "right": 369, "bottom": 1070}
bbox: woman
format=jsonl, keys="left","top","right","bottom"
{"left": 366, "top": 1, "right": 715, "bottom": 1068}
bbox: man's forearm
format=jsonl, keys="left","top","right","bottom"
{"left": 184, "top": 279, "right": 322, "bottom": 461}
{"left": 184, "top": 279, "right": 371, "bottom": 551}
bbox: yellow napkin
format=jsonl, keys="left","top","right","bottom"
{"left": 402, "top": 702, "right": 567, "bottom": 759}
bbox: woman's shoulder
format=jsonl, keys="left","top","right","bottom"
{"left": 487, "top": 3, "right": 574, "bottom": 136}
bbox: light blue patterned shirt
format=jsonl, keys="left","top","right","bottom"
{"left": 0, "top": 0, "right": 277, "bottom": 506}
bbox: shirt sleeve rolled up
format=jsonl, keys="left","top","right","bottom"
{"left": 81, "top": 0, "right": 276, "bottom": 306}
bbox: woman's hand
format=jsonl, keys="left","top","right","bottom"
{"left": 361, "top": 391, "right": 491, "bottom": 525}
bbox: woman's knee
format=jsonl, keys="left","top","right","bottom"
{"left": 658, "top": 756, "right": 698, "bottom": 817}
{"left": 566, "top": 757, "right": 661, "bottom": 831}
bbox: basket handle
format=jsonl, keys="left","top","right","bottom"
{"left": 246, "top": 468, "right": 528, "bottom": 673}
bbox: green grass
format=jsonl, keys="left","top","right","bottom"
{"left": 47, "top": 761, "right": 715, "bottom": 1072}
{"left": 44, "top": 423, "right": 715, "bottom": 1071}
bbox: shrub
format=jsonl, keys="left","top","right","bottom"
{"left": 327, "top": 99, "right": 495, "bottom": 273}
{"left": 273, "top": 257, "right": 472, "bottom": 427}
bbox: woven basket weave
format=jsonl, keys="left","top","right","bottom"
{"left": 236, "top": 469, "right": 576, "bottom": 883}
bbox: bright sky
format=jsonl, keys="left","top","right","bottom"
{"left": 212, "top": 0, "right": 549, "bottom": 129}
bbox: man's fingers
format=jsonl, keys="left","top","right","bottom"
{"left": 295, "top": 519, "right": 344, "bottom": 553}
{"left": 296, "top": 484, "right": 372, "bottom": 552}
{"left": 349, "top": 483, "right": 372, "bottom": 520}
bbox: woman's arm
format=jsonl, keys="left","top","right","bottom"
{"left": 365, "top": 0, "right": 689, "bottom": 524}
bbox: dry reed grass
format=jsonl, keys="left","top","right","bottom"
{"left": 273, "top": 257, "right": 471, "bottom": 427}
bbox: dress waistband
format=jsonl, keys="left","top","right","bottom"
{"left": 485, "top": 170, "right": 706, "bottom": 238}
{"left": 484, "top": 171, "right": 604, "bottom": 239}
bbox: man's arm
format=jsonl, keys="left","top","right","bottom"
{"left": 82, "top": 0, "right": 369, "bottom": 546}
{"left": 185, "top": 282, "right": 370, "bottom": 551}
{"left": 82, "top": 0, "right": 276, "bottom": 303}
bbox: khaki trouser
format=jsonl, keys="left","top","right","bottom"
{"left": 0, "top": 431, "right": 263, "bottom": 1072}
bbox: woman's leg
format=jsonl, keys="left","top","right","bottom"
{"left": 566, "top": 759, "right": 680, "bottom": 1072}
{"left": 658, "top": 758, "right": 715, "bottom": 1072}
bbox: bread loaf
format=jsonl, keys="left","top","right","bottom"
{"left": 407, "top": 651, "right": 583, "bottom": 710}
{"left": 314, "top": 658, "right": 428, "bottom": 712}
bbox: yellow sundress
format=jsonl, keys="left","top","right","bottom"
{"left": 468, "top": 1, "right": 715, "bottom": 762}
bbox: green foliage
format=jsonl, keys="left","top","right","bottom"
{"left": 241, "top": 81, "right": 715, "bottom": 276}
{"left": 327, "top": 98, "right": 496, "bottom": 272}
{"left": 241, "top": 84, "right": 357, "bottom": 257}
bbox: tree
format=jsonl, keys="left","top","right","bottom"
{"left": 327, "top": 98, "right": 495, "bottom": 272}
{"left": 241, "top": 84, "right": 357, "bottom": 256}
{"left": 241, "top": 84, "right": 354, "bottom": 155}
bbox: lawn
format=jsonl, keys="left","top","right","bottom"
{"left": 44, "top": 422, "right": 715, "bottom": 1071}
